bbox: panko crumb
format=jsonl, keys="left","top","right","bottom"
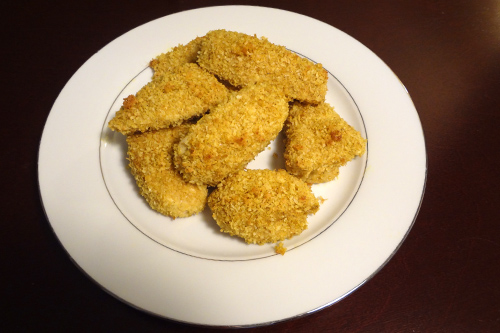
{"left": 126, "top": 125, "right": 208, "bottom": 218}
{"left": 208, "top": 169, "right": 319, "bottom": 245}
{"left": 174, "top": 83, "right": 289, "bottom": 186}
{"left": 108, "top": 63, "right": 228, "bottom": 135}
{"left": 197, "top": 29, "right": 328, "bottom": 104}
{"left": 284, "top": 101, "right": 367, "bottom": 183}
{"left": 274, "top": 242, "right": 287, "bottom": 255}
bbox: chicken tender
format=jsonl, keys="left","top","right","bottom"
{"left": 197, "top": 29, "right": 328, "bottom": 104}
{"left": 108, "top": 63, "right": 228, "bottom": 135}
{"left": 126, "top": 125, "right": 208, "bottom": 218}
{"left": 174, "top": 83, "right": 289, "bottom": 186}
{"left": 284, "top": 102, "right": 367, "bottom": 183}
{"left": 208, "top": 169, "right": 320, "bottom": 245}
{"left": 149, "top": 36, "right": 204, "bottom": 78}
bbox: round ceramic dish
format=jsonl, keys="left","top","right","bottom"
{"left": 38, "top": 6, "right": 426, "bottom": 327}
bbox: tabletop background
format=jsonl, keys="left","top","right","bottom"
{"left": 3, "top": 0, "right": 499, "bottom": 331}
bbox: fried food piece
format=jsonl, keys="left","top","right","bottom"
{"left": 197, "top": 29, "right": 328, "bottom": 104}
{"left": 149, "top": 36, "right": 204, "bottom": 78}
{"left": 126, "top": 125, "right": 208, "bottom": 218}
{"left": 174, "top": 83, "right": 289, "bottom": 186}
{"left": 284, "top": 102, "right": 367, "bottom": 183}
{"left": 208, "top": 169, "right": 320, "bottom": 245}
{"left": 108, "top": 63, "right": 228, "bottom": 135}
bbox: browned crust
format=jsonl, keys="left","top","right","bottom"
{"left": 174, "top": 83, "right": 289, "bottom": 186}
{"left": 208, "top": 169, "right": 319, "bottom": 245}
{"left": 126, "top": 125, "right": 208, "bottom": 218}
{"left": 197, "top": 29, "right": 328, "bottom": 104}
{"left": 284, "top": 101, "right": 366, "bottom": 183}
{"left": 108, "top": 63, "right": 228, "bottom": 135}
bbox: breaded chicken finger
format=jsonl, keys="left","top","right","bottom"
{"left": 108, "top": 63, "right": 228, "bottom": 135}
{"left": 208, "top": 169, "right": 320, "bottom": 245}
{"left": 149, "top": 36, "right": 204, "bottom": 78}
{"left": 284, "top": 101, "right": 367, "bottom": 183}
{"left": 127, "top": 125, "right": 208, "bottom": 218}
{"left": 197, "top": 29, "right": 328, "bottom": 104}
{"left": 174, "top": 83, "right": 289, "bottom": 186}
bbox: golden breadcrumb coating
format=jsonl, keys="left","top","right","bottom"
{"left": 108, "top": 63, "right": 228, "bottom": 135}
{"left": 197, "top": 29, "right": 328, "bottom": 104}
{"left": 149, "top": 36, "right": 204, "bottom": 78}
{"left": 174, "top": 83, "right": 289, "bottom": 186}
{"left": 126, "top": 125, "right": 208, "bottom": 218}
{"left": 284, "top": 102, "right": 367, "bottom": 183}
{"left": 208, "top": 169, "right": 319, "bottom": 245}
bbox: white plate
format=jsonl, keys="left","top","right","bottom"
{"left": 38, "top": 6, "right": 426, "bottom": 327}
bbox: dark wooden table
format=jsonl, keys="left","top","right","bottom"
{"left": 3, "top": 0, "right": 499, "bottom": 331}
